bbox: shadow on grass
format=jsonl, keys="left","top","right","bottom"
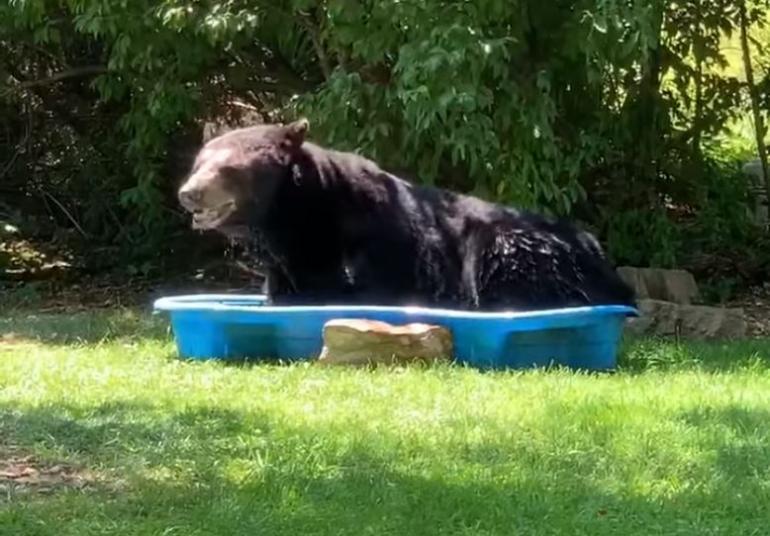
{"left": 0, "top": 401, "right": 269, "bottom": 462}
{"left": 673, "top": 405, "right": 770, "bottom": 527}
{"left": 0, "top": 308, "right": 170, "bottom": 346}
{"left": 2, "top": 400, "right": 770, "bottom": 534}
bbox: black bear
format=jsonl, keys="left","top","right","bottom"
{"left": 177, "top": 119, "right": 635, "bottom": 311}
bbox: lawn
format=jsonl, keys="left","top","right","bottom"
{"left": 2, "top": 308, "right": 770, "bottom": 535}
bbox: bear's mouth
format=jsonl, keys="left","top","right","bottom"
{"left": 191, "top": 201, "right": 236, "bottom": 230}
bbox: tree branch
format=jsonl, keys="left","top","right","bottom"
{"left": 298, "top": 11, "right": 332, "bottom": 79}
{"left": 739, "top": 0, "right": 770, "bottom": 205}
{"left": 226, "top": 48, "right": 318, "bottom": 95}
{"left": 18, "top": 65, "right": 108, "bottom": 88}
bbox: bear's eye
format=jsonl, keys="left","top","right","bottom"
{"left": 219, "top": 165, "right": 246, "bottom": 181}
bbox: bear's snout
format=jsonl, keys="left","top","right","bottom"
{"left": 178, "top": 184, "right": 203, "bottom": 210}
{"left": 177, "top": 169, "right": 239, "bottom": 230}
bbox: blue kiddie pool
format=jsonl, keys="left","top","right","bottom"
{"left": 153, "top": 294, "right": 638, "bottom": 371}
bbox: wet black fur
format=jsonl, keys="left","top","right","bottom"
{"left": 196, "top": 127, "right": 636, "bottom": 311}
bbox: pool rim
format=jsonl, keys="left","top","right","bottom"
{"left": 153, "top": 293, "right": 639, "bottom": 320}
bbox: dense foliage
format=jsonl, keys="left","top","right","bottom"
{"left": 1, "top": 0, "right": 770, "bottom": 292}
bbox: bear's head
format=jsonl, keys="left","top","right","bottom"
{"left": 177, "top": 119, "right": 309, "bottom": 231}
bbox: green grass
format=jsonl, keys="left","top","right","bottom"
{"left": 2, "top": 309, "right": 770, "bottom": 535}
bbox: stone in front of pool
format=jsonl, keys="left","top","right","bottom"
{"left": 317, "top": 318, "right": 454, "bottom": 366}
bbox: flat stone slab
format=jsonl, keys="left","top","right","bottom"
{"left": 617, "top": 267, "right": 699, "bottom": 305}
{"left": 625, "top": 299, "right": 747, "bottom": 340}
{"left": 317, "top": 318, "right": 454, "bottom": 366}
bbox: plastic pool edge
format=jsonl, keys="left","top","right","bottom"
{"left": 152, "top": 294, "right": 639, "bottom": 371}
{"left": 152, "top": 294, "right": 639, "bottom": 320}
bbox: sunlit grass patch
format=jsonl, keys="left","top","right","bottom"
{"left": 1, "top": 308, "right": 770, "bottom": 535}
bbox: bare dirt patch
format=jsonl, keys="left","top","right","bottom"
{"left": 0, "top": 449, "right": 97, "bottom": 499}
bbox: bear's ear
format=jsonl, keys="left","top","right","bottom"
{"left": 283, "top": 118, "right": 309, "bottom": 148}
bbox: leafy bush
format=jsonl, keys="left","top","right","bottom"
{"left": 0, "top": 0, "right": 769, "bottom": 284}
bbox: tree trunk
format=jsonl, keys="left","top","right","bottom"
{"left": 692, "top": 0, "right": 704, "bottom": 166}
{"left": 632, "top": 3, "right": 666, "bottom": 203}
{"left": 739, "top": 0, "right": 770, "bottom": 201}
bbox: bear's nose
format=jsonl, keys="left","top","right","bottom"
{"left": 178, "top": 186, "right": 203, "bottom": 210}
